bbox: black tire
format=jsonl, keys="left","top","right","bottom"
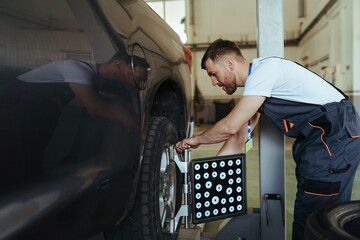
{"left": 305, "top": 200, "right": 360, "bottom": 240}
{"left": 105, "top": 117, "right": 182, "bottom": 240}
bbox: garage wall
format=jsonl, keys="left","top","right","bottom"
{"left": 299, "top": 0, "right": 349, "bottom": 89}
{"left": 298, "top": 0, "right": 360, "bottom": 112}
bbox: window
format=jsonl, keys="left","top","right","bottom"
{"left": 145, "top": 0, "right": 187, "bottom": 43}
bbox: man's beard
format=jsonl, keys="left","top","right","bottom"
{"left": 224, "top": 70, "right": 236, "bottom": 95}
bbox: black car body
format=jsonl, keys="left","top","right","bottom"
{"left": 0, "top": 0, "right": 192, "bottom": 239}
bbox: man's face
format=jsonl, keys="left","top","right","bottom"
{"left": 205, "top": 58, "right": 236, "bottom": 95}
{"left": 112, "top": 60, "right": 132, "bottom": 82}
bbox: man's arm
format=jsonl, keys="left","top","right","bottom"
{"left": 217, "top": 112, "right": 260, "bottom": 156}
{"left": 69, "top": 83, "right": 140, "bottom": 130}
{"left": 176, "top": 95, "right": 265, "bottom": 151}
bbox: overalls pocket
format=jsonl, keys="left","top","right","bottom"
{"left": 297, "top": 178, "right": 341, "bottom": 220}
{"left": 303, "top": 178, "right": 341, "bottom": 197}
{"left": 307, "top": 115, "right": 333, "bottom": 157}
{"left": 344, "top": 104, "right": 360, "bottom": 138}
{"left": 307, "top": 112, "right": 352, "bottom": 175}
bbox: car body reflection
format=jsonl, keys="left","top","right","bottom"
{"left": 0, "top": 0, "right": 191, "bottom": 239}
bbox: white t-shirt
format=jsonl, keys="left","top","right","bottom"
{"left": 17, "top": 60, "right": 97, "bottom": 85}
{"left": 243, "top": 57, "right": 344, "bottom": 105}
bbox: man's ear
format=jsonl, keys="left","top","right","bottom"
{"left": 114, "top": 60, "right": 124, "bottom": 71}
{"left": 225, "top": 58, "right": 234, "bottom": 71}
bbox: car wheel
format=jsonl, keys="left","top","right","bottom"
{"left": 104, "top": 117, "right": 182, "bottom": 240}
{"left": 305, "top": 200, "right": 360, "bottom": 240}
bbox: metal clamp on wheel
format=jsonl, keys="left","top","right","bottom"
{"left": 168, "top": 117, "right": 194, "bottom": 233}
{"left": 167, "top": 145, "right": 192, "bottom": 233}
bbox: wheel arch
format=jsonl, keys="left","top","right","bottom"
{"left": 149, "top": 79, "right": 187, "bottom": 140}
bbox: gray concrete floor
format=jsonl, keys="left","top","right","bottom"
{"left": 191, "top": 124, "right": 360, "bottom": 240}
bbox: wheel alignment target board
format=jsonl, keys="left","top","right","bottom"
{"left": 190, "top": 154, "right": 247, "bottom": 224}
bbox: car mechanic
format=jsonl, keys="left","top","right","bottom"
{"left": 176, "top": 39, "right": 360, "bottom": 240}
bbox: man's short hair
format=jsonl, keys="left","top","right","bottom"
{"left": 109, "top": 52, "right": 131, "bottom": 64}
{"left": 201, "top": 39, "right": 243, "bottom": 69}
{"left": 109, "top": 52, "right": 150, "bottom": 72}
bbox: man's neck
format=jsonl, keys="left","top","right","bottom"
{"left": 236, "top": 61, "right": 251, "bottom": 87}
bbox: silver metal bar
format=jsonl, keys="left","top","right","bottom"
{"left": 184, "top": 149, "right": 191, "bottom": 228}
{"left": 187, "top": 117, "right": 194, "bottom": 138}
{"left": 171, "top": 146, "right": 188, "bottom": 174}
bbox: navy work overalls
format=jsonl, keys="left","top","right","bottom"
{"left": 260, "top": 91, "right": 360, "bottom": 239}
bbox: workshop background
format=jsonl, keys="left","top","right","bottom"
{"left": 145, "top": 0, "right": 360, "bottom": 239}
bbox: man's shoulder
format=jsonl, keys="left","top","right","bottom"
{"left": 252, "top": 57, "right": 294, "bottom": 75}
{"left": 253, "top": 57, "right": 287, "bottom": 64}
{"left": 62, "top": 60, "right": 96, "bottom": 72}
{"left": 251, "top": 57, "right": 284, "bottom": 72}
{"left": 63, "top": 59, "right": 95, "bottom": 66}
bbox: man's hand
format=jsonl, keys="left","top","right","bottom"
{"left": 175, "top": 137, "right": 200, "bottom": 152}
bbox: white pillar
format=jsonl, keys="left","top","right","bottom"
{"left": 353, "top": 0, "right": 360, "bottom": 112}
{"left": 256, "top": 0, "right": 286, "bottom": 239}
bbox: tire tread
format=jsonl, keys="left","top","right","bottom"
{"left": 104, "top": 117, "right": 179, "bottom": 240}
